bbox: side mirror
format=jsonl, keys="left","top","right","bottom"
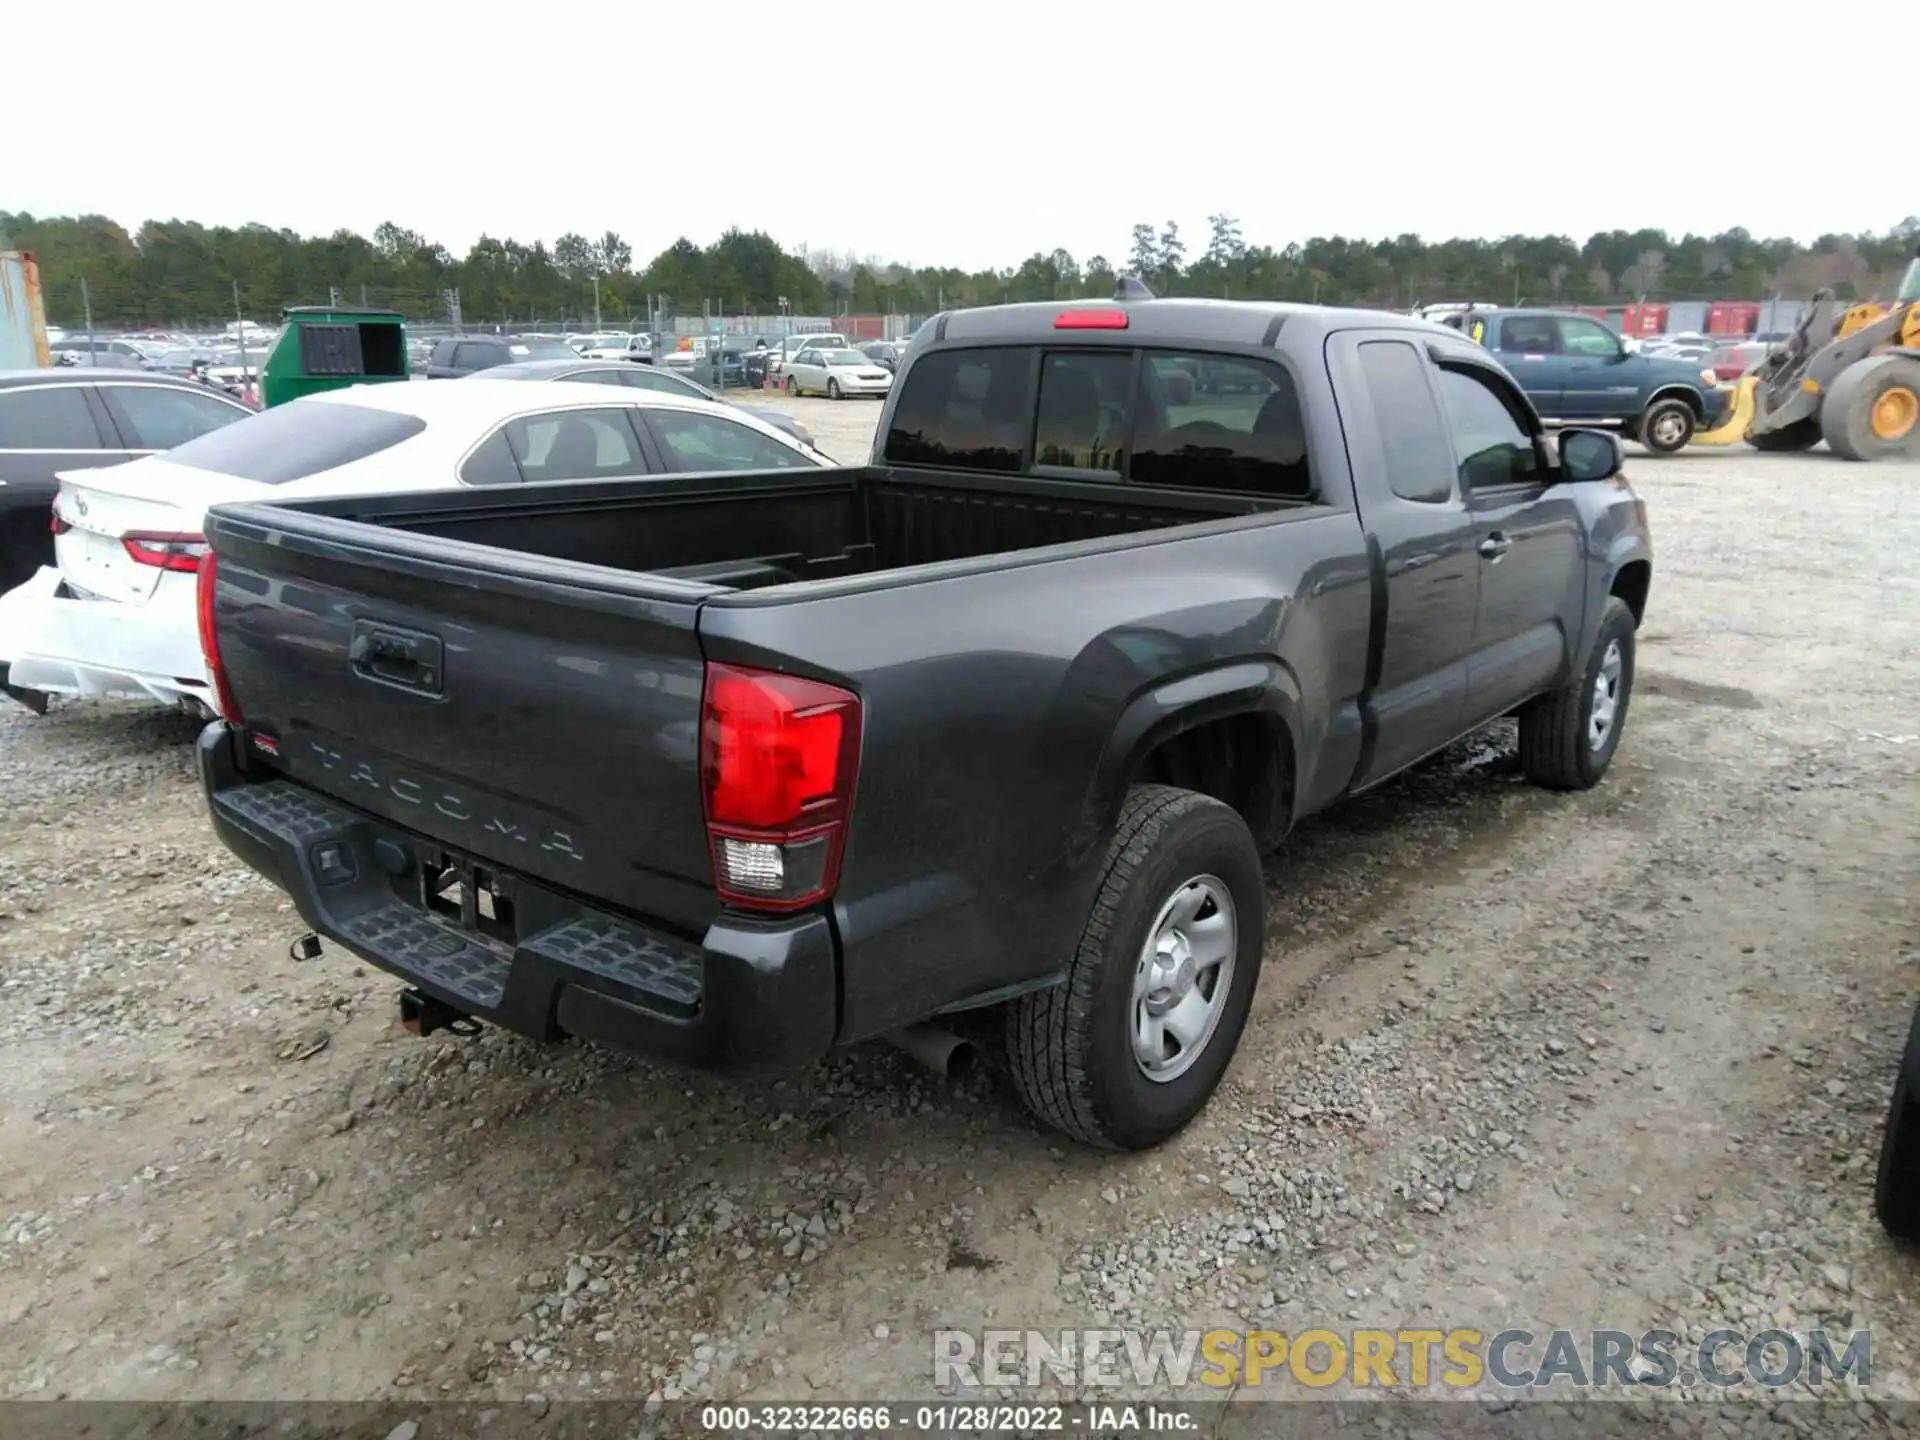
{"left": 1559, "top": 428, "right": 1623, "bottom": 482}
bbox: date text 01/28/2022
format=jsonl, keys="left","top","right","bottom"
{"left": 698, "top": 1403, "right": 1195, "bottom": 1432}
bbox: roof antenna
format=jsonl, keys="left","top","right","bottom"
{"left": 1114, "top": 275, "right": 1155, "bottom": 302}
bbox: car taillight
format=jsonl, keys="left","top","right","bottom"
{"left": 49, "top": 511, "right": 70, "bottom": 535}
{"left": 123, "top": 531, "right": 210, "bottom": 572}
{"left": 195, "top": 552, "right": 243, "bottom": 724}
{"left": 700, "top": 662, "right": 861, "bottom": 913}
{"left": 1054, "top": 308, "right": 1130, "bottom": 330}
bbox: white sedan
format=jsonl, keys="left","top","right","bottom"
{"left": 782, "top": 346, "right": 893, "bottom": 399}
{"left": 0, "top": 380, "right": 830, "bottom": 716}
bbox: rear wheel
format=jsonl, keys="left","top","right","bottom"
{"left": 1006, "top": 785, "right": 1264, "bottom": 1150}
{"left": 0, "top": 513, "right": 49, "bottom": 595}
{"left": 1823, "top": 355, "right": 1920, "bottom": 461}
{"left": 1877, "top": 1004, "right": 1920, "bottom": 1240}
{"left": 1637, "top": 398, "right": 1696, "bottom": 454}
{"left": 827, "top": 379, "right": 842, "bottom": 400}
{"left": 784, "top": 375, "right": 798, "bottom": 396}
{"left": 1747, "top": 418, "right": 1822, "bottom": 452}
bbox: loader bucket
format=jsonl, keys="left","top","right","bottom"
{"left": 1693, "top": 375, "right": 1757, "bottom": 446}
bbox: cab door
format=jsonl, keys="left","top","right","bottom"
{"left": 1327, "top": 331, "right": 1482, "bottom": 787}
{"left": 1556, "top": 315, "right": 1640, "bottom": 420}
{"left": 1489, "top": 314, "right": 1566, "bottom": 417}
{"left": 1431, "top": 357, "right": 1584, "bottom": 720}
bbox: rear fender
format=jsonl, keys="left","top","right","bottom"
{"left": 1075, "top": 658, "right": 1303, "bottom": 862}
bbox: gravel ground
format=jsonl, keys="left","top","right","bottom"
{"left": 1, "top": 397, "right": 1917, "bottom": 1428}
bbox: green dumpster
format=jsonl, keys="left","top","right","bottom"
{"left": 259, "top": 305, "right": 409, "bottom": 409}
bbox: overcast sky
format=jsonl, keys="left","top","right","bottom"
{"left": 13, "top": 2, "right": 1906, "bottom": 270}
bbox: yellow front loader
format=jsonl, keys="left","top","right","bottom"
{"left": 1696, "top": 246, "right": 1920, "bottom": 459}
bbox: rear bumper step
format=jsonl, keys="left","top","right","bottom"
{"left": 197, "top": 724, "right": 838, "bottom": 1075}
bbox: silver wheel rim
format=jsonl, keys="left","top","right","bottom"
{"left": 1132, "top": 875, "right": 1237, "bottom": 1084}
{"left": 1589, "top": 639, "right": 1623, "bottom": 751}
{"left": 1651, "top": 411, "right": 1686, "bottom": 447}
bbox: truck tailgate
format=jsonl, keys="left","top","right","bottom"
{"left": 204, "top": 503, "right": 718, "bottom": 933}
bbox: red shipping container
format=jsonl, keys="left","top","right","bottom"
{"left": 1622, "top": 304, "right": 1669, "bottom": 336}
{"left": 1578, "top": 306, "right": 1610, "bottom": 320}
{"left": 838, "top": 315, "right": 885, "bottom": 341}
{"left": 1705, "top": 301, "right": 1760, "bottom": 336}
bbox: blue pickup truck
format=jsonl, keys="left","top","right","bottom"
{"left": 1445, "top": 308, "right": 1729, "bottom": 453}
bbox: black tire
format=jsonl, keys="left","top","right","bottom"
{"left": 1747, "top": 418, "right": 1822, "bottom": 453}
{"left": 1877, "top": 1005, "right": 1920, "bottom": 1240}
{"left": 827, "top": 379, "right": 841, "bottom": 400}
{"left": 784, "top": 375, "right": 798, "bottom": 396}
{"left": 0, "top": 513, "right": 50, "bottom": 596}
{"left": 1637, "top": 397, "right": 1696, "bottom": 454}
{"left": 1518, "top": 595, "right": 1636, "bottom": 791}
{"left": 1821, "top": 355, "right": 1920, "bottom": 462}
{"left": 1006, "top": 784, "right": 1265, "bottom": 1150}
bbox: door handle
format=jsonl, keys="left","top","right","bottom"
{"left": 1478, "top": 533, "right": 1512, "bottom": 560}
{"left": 349, "top": 621, "right": 445, "bottom": 696}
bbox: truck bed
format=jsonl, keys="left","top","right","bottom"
{"left": 229, "top": 464, "right": 1277, "bottom": 596}
{"left": 199, "top": 464, "right": 1291, "bottom": 949}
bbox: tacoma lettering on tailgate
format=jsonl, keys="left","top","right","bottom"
{"left": 302, "top": 739, "right": 586, "bottom": 862}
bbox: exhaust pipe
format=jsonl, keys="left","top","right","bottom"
{"left": 884, "top": 1023, "right": 974, "bottom": 1079}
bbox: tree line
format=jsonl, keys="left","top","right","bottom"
{"left": 4, "top": 209, "right": 1916, "bottom": 331}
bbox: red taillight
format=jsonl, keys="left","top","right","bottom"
{"left": 699, "top": 662, "right": 862, "bottom": 913}
{"left": 123, "top": 531, "right": 210, "bottom": 573}
{"left": 195, "top": 553, "right": 243, "bottom": 724}
{"left": 49, "top": 511, "right": 69, "bottom": 535}
{"left": 1054, "top": 308, "right": 1130, "bottom": 330}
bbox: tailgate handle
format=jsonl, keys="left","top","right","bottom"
{"left": 349, "top": 621, "right": 445, "bottom": 697}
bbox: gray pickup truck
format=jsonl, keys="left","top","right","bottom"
{"left": 193, "top": 286, "right": 1653, "bottom": 1150}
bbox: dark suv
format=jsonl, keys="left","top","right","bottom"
{"left": 426, "top": 334, "right": 581, "bottom": 378}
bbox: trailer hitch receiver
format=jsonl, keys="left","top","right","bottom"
{"left": 399, "top": 988, "right": 482, "bottom": 1039}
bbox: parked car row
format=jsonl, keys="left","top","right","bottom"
{"left": 0, "top": 375, "right": 830, "bottom": 715}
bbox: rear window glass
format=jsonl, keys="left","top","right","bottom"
{"left": 883, "top": 347, "right": 1031, "bottom": 473}
{"left": 163, "top": 400, "right": 426, "bottom": 484}
{"left": 1034, "top": 352, "right": 1131, "bottom": 473}
{"left": 1132, "top": 353, "right": 1313, "bottom": 499}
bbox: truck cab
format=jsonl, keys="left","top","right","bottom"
{"left": 1460, "top": 307, "right": 1728, "bottom": 453}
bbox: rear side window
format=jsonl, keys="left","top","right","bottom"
{"left": 1034, "top": 352, "right": 1131, "bottom": 473}
{"left": 1132, "top": 352, "right": 1314, "bottom": 499}
{"left": 101, "top": 385, "right": 248, "bottom": 450}
{"left": 1499, "top": 316, "right": 1559, "bottom": 354}
{"left": 622, "top": 368, "right": 707, "bottom": 399}
{"left": 430, "top": 340, "right": 458, "bottom": 367}
{"left": 454, "top": 342, "right": 502, "bottom": 372}
{"left": 1356, "top": 341, "right": 1456, "bottom": 504}
{"left": 460, "top": 429, "right": 521, "bottom": 486}
{"left": 559, "top": 369, "right": 627, "bottom": 387}
{"left": 499, "top": 408, "right": 649, "bottom": 484}
{"left": 0, "top": 386, "right": 102, "bottom": 448}
{"left": 648, "top": 410, "right": 813, "bottom": 471}
{"left": 164, "top": 399, "right": 426, "bottom": 483}
{"left": 882, "top": 347, "right": 1030, "bottom": 473}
